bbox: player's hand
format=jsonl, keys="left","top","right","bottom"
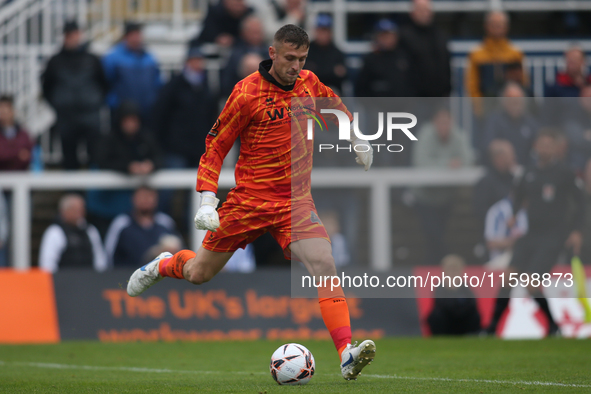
{"left": 350, "top": 137, "right": 373, "bottom": 171}
{"left": 194, "top": 193, "right": 220, "bottom": 231}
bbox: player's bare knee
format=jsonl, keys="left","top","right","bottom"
{"left": 309, "top": 253, "right": 336, "bottom": 277}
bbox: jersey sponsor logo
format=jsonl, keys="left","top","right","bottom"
{"left": 209, "top": 118, "right": 221, "bottom": 137}
{"left": 266, "top": 108, "right": 285, "bottom": 121}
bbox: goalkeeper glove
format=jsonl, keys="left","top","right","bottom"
{"left": 350, "top": 136, "right": 373, "bottom": 171}
{"left": 194, "top": 191, "right": 220, "bottom": 231}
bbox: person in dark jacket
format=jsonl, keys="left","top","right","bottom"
{"left": 485, "top": 129, "right": 585, "bottom": 337}
{"left": 98, "top": 101, "right": 161, "bottom": 175}
{"left": 220, "top": 16, "right": 269, "bottom": 96}
{"left": 482, "top": 83, "right": 538, "bottom": 166}
{"left": 355, "top": 19, "right": 415, "bottom": 98}
{"left": 39, "top": 194, "right": 107, "bottom": 273}
{"left": 0, "top": 95, "right": 33, "bottom": 171}
{"left": 473, "top": 140, "right": 517, "bottom": 223}
{"left": 190, "top": 0, "right": 254, "bottom": 48}
{"left": 304, "top": 14, "right": 347, "bottom": 95}
{"left": 399, "top": 0, "right": 451, "bottom": 98}
{"left": 153, "top": 47, "right": 217, "bottom": 168}
{"left": 102, "top": 22, "right": 162, "bottom": 122}
{"left": 42, "top": 21, "right": 108, "bottom": 169}
{"left": 104, "top": 186, "right": 178, "bottom": 267}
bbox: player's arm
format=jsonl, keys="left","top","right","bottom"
{"left": 194, "top": 85, "right": 250, "bottom": 231}
{"left": 312, "top": 75, "right": 373, "bottom": 171}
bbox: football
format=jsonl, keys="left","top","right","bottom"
{"left": 269, "top": 343, "right": 315, "bottom": 385}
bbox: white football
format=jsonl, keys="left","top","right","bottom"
{"left": 270, "top": 343, "right": 315, "bottom": 385}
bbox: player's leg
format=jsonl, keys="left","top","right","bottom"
{"left": 289, "top": 238, "right": 375, "bottom": 380}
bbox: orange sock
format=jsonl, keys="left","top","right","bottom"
{"left": 318, "top": 285, "right": 351, "bottom": 360}
{"left": 158, "top": 250, "right": 196, "bottom": 279}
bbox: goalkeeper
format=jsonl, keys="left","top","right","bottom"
{"left": 127, "top": 24, "right": 375, "bottom": 380}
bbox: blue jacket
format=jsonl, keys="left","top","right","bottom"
{"left": 102, "top": 43, "right": 162, "bottom": 117}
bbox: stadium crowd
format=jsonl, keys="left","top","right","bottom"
{"left": 1, "top": 0, "right": 590, "bottom": 314}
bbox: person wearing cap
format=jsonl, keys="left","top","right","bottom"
{"left": 42, "top": 20, "right": 108, "bottom": 169}
{"left": 304, "top": 14, "right": 347, "bottom": 95}
{"left": 354, "top": 19, "right": 415, "bottom": 98}
{"left": 102, "top": 21, "right": 162, "bottom": 123}
{"left": 399, "top": 0, "right": 451, "bottom": 97}
{"left": 190, "top": 0, "right": 254, "bottom": 48}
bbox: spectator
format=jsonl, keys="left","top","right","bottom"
{"left": 39, "top": 194, "right": 107, "bottom": 273}
{"left": 466, "top": 11, "right": 525, "bottom": 115}
{"left": 0, "top": 95, "right": 33, "bottom": 171}
{"left": 103, "top": 22, "right": 162, "bottom": 122}
{"left": 319, "top": 210, "right": 350, "bottom": 267}
{"left": 580, "top": 158, "right": 591, "bottom": 264}
{"left": 482, "top": 83, "right": 538, "bottom": 166}
{"left": 153, "top": 47, "right": 216, "bottom": 169}
{"left": 546, "top": 46, "right": 591, "bottom": 98}
{"left": 238, "top": 52, "right": 264, "bottom": 79}
{"left": 427, "top": 255, "right": 481, "bottom": 335}
{"left": 400, "top": 0, "right": 451, "bottom": 97}
{"left": 564, "top": 84, "right": 591, "bottom": 171}
{"left": 251, "top": 0, "right": 306, "bottom": 42}
{"left": 412, "top": 107, "right": 474, "bottom": 265}
{"left": 144, "top": 234, "right": 183, "bottom": 264}
{"left": 190, "top": 0, "right": 254, "bottom": 48}
{"left": 473, "top": 140, "right": 518, "bottom": 223}
{"left": 98, "top": 101, "right": 161, "bottom": 175}
{"left": 304, "top": 14, "right": 347, "bottom": 94}
{"left": 221, "top": 16, "right": 269, "bottom": 95}
{"left": 355, "top": 19, "right": 415, "bottom": 98}
{"left": 485, "top": 129, "right": 585, "bottom": 336}
{"left": 0, "top": 191, "right": 7, "bottom": 267}
{"left": 41, "top": 20, "right": 108, "bottom": 170}
{"left": 484, "top": 197, "right": 527, "bottom": 268}
{"left": 104, "top": 186, "right": 178, "bottom": 267}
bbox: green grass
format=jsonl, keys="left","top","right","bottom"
{"left": 0, "top": 338, "right": 590, "bottom": 393}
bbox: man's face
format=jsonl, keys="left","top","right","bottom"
{"left": 269, "top": 42, "right": 308, "bottom": 85}
{"left": 125, "top": 31, "right": 143, "bottom": 51}
{"left": 566, "top": 49, "right": 585, "bottom": 76}
{"left": 62, "top": 198, "right": 85, "bottom": 225}
{"left": 502, "top": 86, "right": 525, "bottom": 118}
{"left": 186, "top": 57, "right": 205, "bottom": 73}
{"left": 535, "top": 135, "right": 557, "bottom": 163}
{"left": 63, "top": 30, "right": 81, "bottom": 49}
{"left": 411, "top": 0, "right": 433, "bottom": 26}
{"left": 492, "top": 146, "right": 516, "bottom": 172}
{"left": 485, "top": 12, "right": 508, "bottom": 39}
{"left": 0, "top": 102, "right": 14, "bottom": 126}
{"left": 121, "top": 115, "right": 140, "bottom": 136}
{"left": 314, "top": 27, "right": 332, "bottom": 46}
{"left": 242, "top": 19, "right": 264, "bottom": 46}
{"left": 224, "top": 0, "right": 248, "bottom": 18}
{"left": 133, "top": 188, "right": 158, "bottom": 213}
{"left": 375, "top": 31, "right": 398, "bottom": 51}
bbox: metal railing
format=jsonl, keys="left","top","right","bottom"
{"left": 0, "top": 167, "right": 484, "bottom": 271}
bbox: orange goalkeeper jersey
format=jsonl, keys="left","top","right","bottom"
{"left": 197, "top": 59, "right": 351, "bottom": 201}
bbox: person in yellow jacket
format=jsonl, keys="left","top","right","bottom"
{"left": 465, "top": 11, "right": 526, "bottom": 116}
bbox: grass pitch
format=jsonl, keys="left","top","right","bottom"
{"left": 0, "top": 337, "right": 590, "bottom": 393}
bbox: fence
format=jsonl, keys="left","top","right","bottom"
{"left": 0, "top": 167, "right": 484, "bottom": 271}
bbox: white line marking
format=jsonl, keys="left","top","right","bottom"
{"left": 1, "top": 361, "right": 589, "bottom": 388}
{"left": 364, "top": 374, "right": 591, "bottom": 388}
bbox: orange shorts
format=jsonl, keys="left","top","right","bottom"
{"left": 201, "top": 192, "right": 329, "bottom": 258}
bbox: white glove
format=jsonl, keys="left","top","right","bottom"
{"left": 194, "top": 192, "right": 220, "bottom": 231}
{"left": 350, "top": 137, "right": 373, "bottom": 171}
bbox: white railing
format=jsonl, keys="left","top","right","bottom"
{"left": 0, "top": 167, "right": 484, "bottom": 271}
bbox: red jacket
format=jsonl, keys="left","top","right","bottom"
{"left": 0, "top": 125, "right": 33, "bottom": 170}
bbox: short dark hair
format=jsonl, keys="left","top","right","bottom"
{"left": 0, "top": 95, "right": 14, "bottom": 105}
{"left": 273, "top": 24, "right": 310, "bottom": 49}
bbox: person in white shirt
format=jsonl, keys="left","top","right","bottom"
{"left": 39, "top": 194, "right": 107, "bottom": 273}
